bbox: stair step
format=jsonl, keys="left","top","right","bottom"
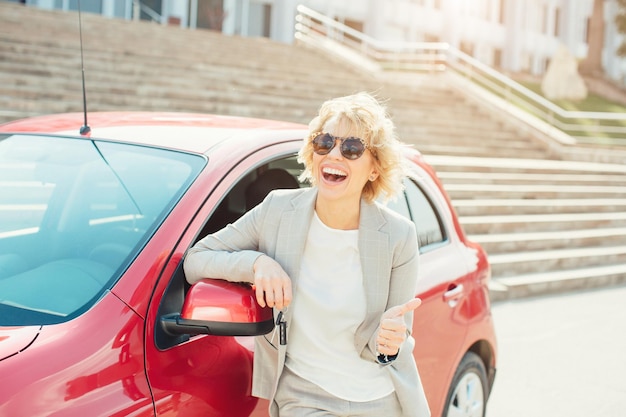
{"left": 488, "top": 245, "right": 626, "bottom": 277}
{"left": 438, "top": 171, "right": 626, "bottom": 185}
{"left": 404, "top": 136, "right": 535, "bottom": 149}
{"left": 453, "top": 198, "right": 626, "bottom": 216}
{"left": 415, "top": 144, "right": 547, "bottom": 159}
{"left": 425, "top": 155, "right": 626, "bottom": 174}
{"left": 490, "top": 263, "right": 626, "bottom": 301}
{"left": 460, "top": 212, "right": 626, "bottom": 233}
{"left": 471, "top": 227, "right": 626, "bottom": 253}
{"left": 445, "top": 184, "right": 626, "bottom": 200}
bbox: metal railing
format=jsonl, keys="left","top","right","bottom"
{"left": 294, "top": 5, "right": 626, "bottom": 147}
{"left": 133, "top": 0, "right": 162, "bottom": 24}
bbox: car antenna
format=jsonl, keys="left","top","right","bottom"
{"left": 77, "top": 0, "right": 91, "bottom": 137}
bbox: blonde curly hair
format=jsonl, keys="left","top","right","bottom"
{"left": 298, "top": 92, "right": 408, "bottom": 202}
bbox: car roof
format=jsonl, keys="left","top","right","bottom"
{"left": 0, "top": 111, "right": 428, "bottom": 167}
{"left": 0, "top": 112, "right": 309, "bottom": 154}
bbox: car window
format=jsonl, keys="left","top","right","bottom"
{"left": 384, "top": 190, "right": 412, "bottom": 219}
{"left": 0, "top": 134, "right": 205, "bottom": 325}
{"left": 384, "top": 178, "right": 447, "bottom": 252}
{"left": 404, "top": 179, "right": 447, "bottom": 251}
{"left": 197, "top": 154, "right": 305, "bottom": 237}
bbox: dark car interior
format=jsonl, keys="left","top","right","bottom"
{"left": 199, "top": 156, "right": 304, "bottom": 236}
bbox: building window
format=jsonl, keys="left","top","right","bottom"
{"left": 196, "top": 0, "right": 225, "bottom": 30}
{"left": 554, "top": 7, "right": 560, "bottom": 37}
{"left": 460, "top": 41, "right": 474, "bottom": 56}
{"left": 494, "top": 48, "right": 503, "bottom": 68}
{"left": 262, "top": 4, "right": 271, "bottom": 38}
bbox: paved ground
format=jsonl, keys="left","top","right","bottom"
{"left": 486, "top": 284, "right": 626, "bottom": 417}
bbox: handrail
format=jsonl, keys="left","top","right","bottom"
{"left": 294, "top": 5, "right": 626, "bottom": 147}
{"left": 133, "top": 0, "right": 162, "bottom": 24}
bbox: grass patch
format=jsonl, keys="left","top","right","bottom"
{"left": 518, "top": 81, "right": 626, "bottom": 113}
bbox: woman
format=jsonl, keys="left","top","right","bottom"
{"left": 183, "top": 92, "right": 430, "bottom": 417}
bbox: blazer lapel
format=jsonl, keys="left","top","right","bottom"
{"left": 355, "top": 200, "right": 390, "bottom": 353}
{"left": 273, "top": 188, "right": 317, "bottom": 299}
{"left": 272, "top": 188, "right": 316, "bottom": 365}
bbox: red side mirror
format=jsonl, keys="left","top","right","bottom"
{"left": 161, "top": 279, "right": 274, "bottom": 336}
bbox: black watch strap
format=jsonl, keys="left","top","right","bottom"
{"left": 377, "top": 352, "right": 398, "bottom": 364}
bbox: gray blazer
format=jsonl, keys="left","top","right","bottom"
{"left": 184, "top": 187, "right": 430, "bottom": 417}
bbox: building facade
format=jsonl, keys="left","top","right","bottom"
{"left": 14, "top": 0, "right": 626, "bottom": 84}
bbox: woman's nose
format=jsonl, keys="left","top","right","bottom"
{"left": 328, "top": 139, "right": 343, "bottom": 158}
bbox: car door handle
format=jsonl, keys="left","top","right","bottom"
{"left": 443, "top": 284, "right": 464, "bottom": 307}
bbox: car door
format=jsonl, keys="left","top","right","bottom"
{"left": 143, "top": 142, "right": 301, "bottom": 417}
{"left": 388, "top": 175, "right": 471, "bottom": 409}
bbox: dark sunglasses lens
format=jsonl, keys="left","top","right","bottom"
{"left": 312, "top": 133, "right": 334, "bottom": 154}
{"left": 341, "top": 138, "right": 366, "bottom": 160}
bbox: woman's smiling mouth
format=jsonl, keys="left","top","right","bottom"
{"left": 322, "top": 166, "right": 348, "bottom": 183}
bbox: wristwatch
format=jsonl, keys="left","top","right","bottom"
{"left": 377, "top": 352, "right": 398, "bottom": 364}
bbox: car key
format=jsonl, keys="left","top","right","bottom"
{"left": 276, "top": 310, "right": 287, "bottom": 345}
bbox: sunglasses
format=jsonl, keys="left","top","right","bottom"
{"left": 310, "top": 132, "right": 371, "bottom": 160}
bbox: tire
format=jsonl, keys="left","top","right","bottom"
{"left": 442, "top": 351, "right": 489, "bottom": 417}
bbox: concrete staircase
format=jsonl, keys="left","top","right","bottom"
{"left": 1, "top": 2, "right": 625, "bottom": 300}
{"left": 424, "top": 155, "right": 626, "bottom": 300}
{"left": 0, "top": 2, "right": 371, "bottom": 123}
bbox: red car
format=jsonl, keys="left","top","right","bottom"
{"left": 0, "top": 112, "right": 496, "bottom": 417}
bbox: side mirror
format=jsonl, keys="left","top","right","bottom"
{"left": 161, "top": 279, "right": 274, "bottom": 336}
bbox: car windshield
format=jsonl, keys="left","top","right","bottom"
{"left": 0, "top": 134, "right": 205, "bottom": 325}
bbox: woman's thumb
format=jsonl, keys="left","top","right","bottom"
{"left": 384, "top": 297, "right": 422, "bottom": 319}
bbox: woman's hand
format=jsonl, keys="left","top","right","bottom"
{"left": 376, "top": 298, "right": 422, "bottom": 356}
{"left": 253, "top": 254, "right": 293, "bottom": 310}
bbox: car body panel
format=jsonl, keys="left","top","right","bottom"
{"left": 0, "top": 295, "right": 154, "bottom": 416}
{"left": 0, "top": 326, "right": 39, "bottom": 361}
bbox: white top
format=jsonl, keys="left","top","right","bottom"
{"left": 285, "top": 212, "right": 394, "bottom": 402}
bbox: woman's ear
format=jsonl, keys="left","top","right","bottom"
{"left": 369, "top": 171, "right": 379, "bottom": 182}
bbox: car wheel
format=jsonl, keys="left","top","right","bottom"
{"left": 442, "top": 351, "right": 488, "bottom": 417}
